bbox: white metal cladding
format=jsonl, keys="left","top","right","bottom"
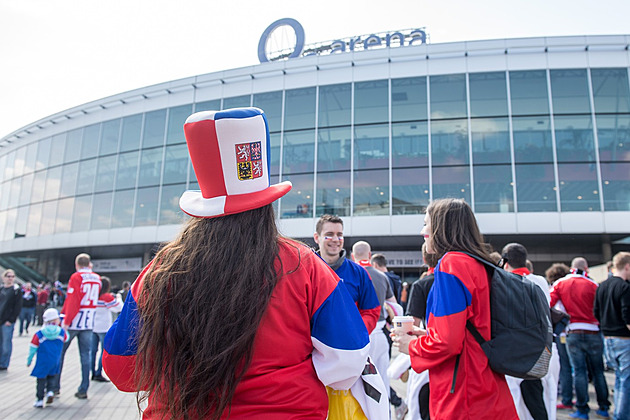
{"left": 0, "top": 35, "right": 629, "bottom": 254}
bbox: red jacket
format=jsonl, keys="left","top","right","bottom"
{"left": 550, "top": 273, "right": 599, "bottom": 328}
{"left": 409, "top": 253, "right": 517, "bottom": 420}
{"left": 61, "top": 268, "right": 101, "bottom": 330}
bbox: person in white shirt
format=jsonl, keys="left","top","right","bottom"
{"left": 90, "top": 276, "right": 122, "bottom": 382}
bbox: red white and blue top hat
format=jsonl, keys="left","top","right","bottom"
{"left": 180, "top": 107, "right": 292, "bottom": 218}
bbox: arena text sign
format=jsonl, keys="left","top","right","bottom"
{"left": 258, "top": 18, "right": 427, "bottom": 63}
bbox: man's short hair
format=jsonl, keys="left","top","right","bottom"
{"left": 501, "top": 243, "right": 528, "bottom": 269}
{"left": 352, "top": 241, "right": 371, "bottom": 260}
{"left": 315, "top": 214, "right": 344, "bottom": 235}
{"left": 571, "top": 257, "right": 588, "bottom": 271}
{"left": 545, "top": 263, "right": 570, "bottom": 284}
{"left": 613, "top": 252, "right": 630, "bottom": 272}
{"left": 371, "top": 253, "right": 387, "bottom": 268}
{"left": 75, "top": 253, "right": 91, "bottom": 268}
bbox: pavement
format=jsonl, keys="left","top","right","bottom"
{"left": 0, "top": 326, "right": 138, "bottom": 420}
{"left": 0, "top": 325, "right": 618, "bottom": 419}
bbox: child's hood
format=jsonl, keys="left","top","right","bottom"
{"left": 42, "top": 324, "right": 62, "bottom": 340}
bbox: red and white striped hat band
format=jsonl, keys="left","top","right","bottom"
{"left": 179, "top": 107, "right": 292, "bottom": 218}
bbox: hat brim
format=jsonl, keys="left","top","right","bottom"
{"left": 180, "top": 181, "right": 292, "bottom": 218}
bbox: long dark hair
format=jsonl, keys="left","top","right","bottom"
{"left": 134, "top": 204, "right": 281, "bottom": 419}
{"left": 426, "top": 198, "right": 492, "bottom": 261}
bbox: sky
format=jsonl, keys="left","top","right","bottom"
{"left": 1, "top": 0, "right": 629, "bottom": 139}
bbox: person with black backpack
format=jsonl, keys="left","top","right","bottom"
{"left": 393, "top": 199, "right": 518, "bottom": 420}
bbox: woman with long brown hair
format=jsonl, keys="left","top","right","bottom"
{"left": 103, "top": 108, "right": 370, "bottom": 419}
{"left": 393, "top": 198, "right": 517, "bottom": 419}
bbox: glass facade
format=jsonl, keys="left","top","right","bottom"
{"left": 1, "top": 64, "right": 630, "bottom": 243}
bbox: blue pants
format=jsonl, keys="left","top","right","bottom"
{"left": 0, "top": 323, "right": 15, "bottom": 368}
{"left": 90, "top": 332, "right": 106, "bottom": 377}
{"left": 604, "top": 337, "right": 630, "bottom": 420}
{"left": 19, "top": 307, "right": 35, "bottom": 335}
{"left": 555, "top": 335, "right": 574, "bottom": 406}
{"left": 566, "top": 332, "right": 610, "bottom": 414}
{"left": 54, "top": 329, "right": 92, "bottom": 394}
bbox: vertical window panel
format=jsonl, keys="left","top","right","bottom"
{"left": 279, "top": 174, "right": 313, "bottom": 219}
{"left": 36, "top": 138, "right": 51, "bottom": 170}
{"left": 432, "top": 166, "right": 471, "bottom": 202}
{"left": 19, "top": 174, "right": 34, "bottom": 206}
{"left": 8, "top": 178, "right": 21, "bottom": 209}
{"left": 134, "top": 187, "right": 159, "bottom": 226}
{"left": 0, "top": 182, "right": 8, "bottom": 210}
{"left": 512, "top": 117, "right": 554, "bottom": 163}
{"left": 469, "top": 72, "right": 508, "bottom": 117}
{"left": 39, "top": 201, "right": 57, "bottom": 236}
{"left": 31, "top": 171, "right": 46, "bottom": 203}
{"left": 138, "top": 148, "right": 163, "bottom": 187}
{"left": 195, "top": 99, "right": 221, "bottom": 112}
{"left": 515, "top": 164, "right": 557, "bottom": 212}
{"left": 254, "top": 91, "right": 283, "bottom": 132}
{"left": 431, "top": 119, "right": 469, "bottom": 165}
{"left": 471, "top": 118, "right": 511, "bottom": 164}
{"left": 55, "top": 197, "right": 74, "bottom": 233}
{"left": 474, "top": 165, "right": 514, "bottom": 212}
{"left": 354, "top": 80, "right": 388, "bottom": 125}
{"left": 24, "top": 142, "right": 37, "bottom": 175}
{"left": 284, "top": 88, "right": 316, "bottom": 131}
{"left": 142, "top": 109, "right": 166, "bottom": 149}
{"left": 3, "top": 209, "right": 16, "bottom": 241}
{"left": 112, "top": 190, "right": 134, "bottom": 228}
{"left": 430, "top": 74, "right": 467, "bottom": 119}
{"left": 71, "top": 195, "right": 92, "bottom": 232}
{"left": 316, "top": 172, "right": 350, "bottom": 216}
{"left": 223, "top": 95, "right": 251, "bottom": 109}
{"left": 550, "top": 69, "right": 591, "bottom": 114}
{"left": 166, "top": 105, "right": 192, "bottom": 145}
{"left": 591, "top": 68, "right": 630, "bottom": 113}
{"left": 392, "top": 167, "right": 429, "bottom": 215}
{"left": 13, "top": 147, "right": 26, "bottom": 178}
{"left": 76, "top": 160, "right": 96, "bottom": 196}
{"left": 270, "top": 133, "right": 280, "bottom": 176}
{"left": 392, "top": 122, "right": 428, "bottom": 168}
{"left": 554, "top": 115, "right": 596, "bottom": 162}
{"left": 116, "top": 151, "right": 139, "bottom": 190}
{"left": 601, "top": 162, "right": 630, "bottom": 210}
{"left": 353, "top": 169, "right": 389, "bottom": 216}
{"left": 392, "top": 77, "right": 427, "bottom": 122}
{"left": 44, "top": 167, "right": 62, "bottom": 201}
{"left": 282, "top": 130, "right": 315, "bottom": 174}
{"left": 162, "top": 145, "right": 189, "bottom": 184}
{"left": 94, "top": 155, "right": 117, "bottom": 193}
{"left": 509, "top": 70, "right": 550, "bottom": 116}
{"left": 100, "top": 119, "right": 121, "bottom": 155}
{"left": 317, "top": 127, "right": 351, "bottom": 172}
{"left": 49, "top": 133, "right": 66, "bottom": 167}
{"left": 354, "top": 124, "right": 389, "bottom": 170}
{"left": 558, "top": 163, "right": 600, "bottom": 211}
{"left": 64, "top": 129, "right": 82, "bottom": 163}
{"left": 26, "top": 204, "right": 42, "bottom": 238}
{"left": 15, "top": 206, "right": 28, "bottom": 237}
{"left": 159, "top": 184, "right": 187, "bottom": 225}
{"left": 3, "top": 151, "right": 15, "bottom": 179}
{"left": 81, "top": 124, "right": 100, "bottom": 160}
{"left": 91, "top": 192, "right": 112, "bottom": 230}
{"left": 120, "top": 114, "right": 143, "bottom": 152}
{"left": 60, "top": 163, "right": 79, "bottom": 198}
{"left": 0, "top": 211, "right": 5, "bottom": 241}
{"left": 318, "top": 84, "right": 351, "bottom": 127}
{"left": 596, "top": 115, "right": 630, "bottom": 162}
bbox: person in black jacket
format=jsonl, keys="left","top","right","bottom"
{"left": 0, "top": 269, "right": 23, "bottom": 370}
{"left": 19, "top": 282, "right": 36, "bottom": 336}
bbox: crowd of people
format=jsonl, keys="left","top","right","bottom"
{"left": 1, "top": 106, "right": 628, "bottom": 420}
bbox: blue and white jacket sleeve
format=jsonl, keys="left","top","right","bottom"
{"left": 309, "top": 255, "right": 370, "bottom": 390}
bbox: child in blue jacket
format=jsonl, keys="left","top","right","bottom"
{"left": 27, "top": 308, "right": 67, "bottom": 408}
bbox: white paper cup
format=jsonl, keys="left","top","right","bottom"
{"left": 392, "top": 315, "right": 414, "bottom": 334}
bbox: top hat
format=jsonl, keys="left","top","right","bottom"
{"left": 179, "top": 107, "right": 291, "bottom": 218}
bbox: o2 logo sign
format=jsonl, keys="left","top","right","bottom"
{"left": 258, "top": 18, "right": 427, "bottom": 63}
